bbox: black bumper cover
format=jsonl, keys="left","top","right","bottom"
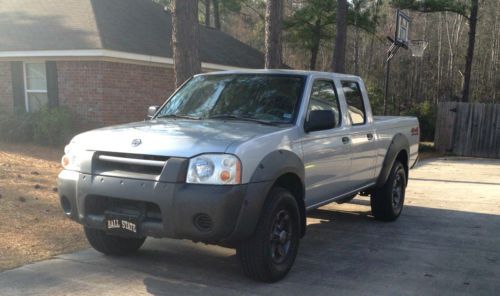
{"left": 57, "top": 170, "right": 272, "bottom": 244}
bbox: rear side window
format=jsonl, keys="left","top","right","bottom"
{"left": 307, "top": 80, "right": 341, "bottom": 128}
{"left": 341, "top": 81, "right": 366, "bottom": 125}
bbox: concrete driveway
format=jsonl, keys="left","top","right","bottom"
{"left": 1, "top": 157, "right": 499, "bottom": 295}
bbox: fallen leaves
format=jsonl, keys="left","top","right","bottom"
{"left": 0, "top": 142, "right": 87, "bottom": 271}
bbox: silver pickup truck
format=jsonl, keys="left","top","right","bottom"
{"left": 58, "top": 70, "right": 419, "bottom": 282}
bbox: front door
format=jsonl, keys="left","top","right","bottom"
{"left": 301, "top": 79, "right": 352, "bottom": 208}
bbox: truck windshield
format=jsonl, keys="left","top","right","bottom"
{"left": 156, "top": 74, "right": 306, "bottom": 124}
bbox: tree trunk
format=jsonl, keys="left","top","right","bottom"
{"left": 331, "top": 0, "right": 348, "bottom": 73}
{"left": 172, "top": 0, "right": 202, "bottom": 88}
{"left": 436, "top": 13, "right": 443, "bottom": 103}
{"left": 213, "top": 0, "right": 221, "bottom": 30}
{"left": 309, "top": 20, "right": 321, "bottom": 70}
{"left": 204, "top": 0, "right": 211, "bottom": 27}
{"left": 365, "top": 0, "right": 380, "bottom": 77}
{"left": 310, "top": 43, "right": 319, "bottom": 71}
{"left": 265, "top": 0, "right": 283, "bottom": 68}
{"left": 444, "top": 13, "right": 456, "bottom": 99}
{"left": 461, "top": 0, "right": 479, "bottom": 102}
{"left": 354, "top": 26, "right": 360, "bottom": 76}
{"left": 492, "top": 2, "right": 499, "bottom": 103}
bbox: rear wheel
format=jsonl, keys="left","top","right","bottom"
{"left": 237, "top": 187, "right": 301, "bottom": 282}
{"left": 84, "top": 227, "right": 145, "bottom": 256}
{"left": 371, "top": 161, "right": 406, "bottom": 221}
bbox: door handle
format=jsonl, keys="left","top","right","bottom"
{"left": 342, "top": 136, "right": 350, "bottom": 144}
{"left": 367, "top": 133, "right": 374, "bottom": 140}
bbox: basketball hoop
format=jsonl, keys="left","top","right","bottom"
{"left": 408, "top": 40, "right": 429, "bottom": 57}
{"left": 383, "top": 9, "right": 413, "bottom": 116}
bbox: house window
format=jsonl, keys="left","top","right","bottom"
{"left": 24, "top": 62, "right": 48, "bottom": 112}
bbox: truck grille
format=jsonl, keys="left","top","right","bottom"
{"left": 93, "top": 152, "right": 168, "bottom": 177}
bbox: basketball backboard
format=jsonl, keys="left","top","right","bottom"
{"left": 395, "top": 10, "right": 410, "bottom": 47}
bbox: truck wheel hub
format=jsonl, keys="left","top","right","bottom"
{"left": 270, "top": 209, "right": 292, "bottom": 263}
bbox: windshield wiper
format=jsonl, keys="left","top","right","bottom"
{"left": 156, "top": 114, "right": 200, "bottom": 120}
{"left": 207, "top": 115, "right": 279, "bottom": 126}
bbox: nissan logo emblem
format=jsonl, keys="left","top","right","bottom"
{"left": 131, "top": 139, "right": 142, "bottom": 147}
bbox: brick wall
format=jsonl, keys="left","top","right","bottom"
{"left": 0, "top": 62, "right": 13, "bottom": 113}
{"left": 101, "top": 62, "right": 176, "bottom": 125}
{"left": 57, "top": 61, "right": 176, "bottom": 128}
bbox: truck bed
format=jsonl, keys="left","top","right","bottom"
{"left": 373, "top": 115, "right": 420, "bottom": 169}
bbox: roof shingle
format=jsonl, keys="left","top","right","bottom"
{"left": 0, "top": 0, "right": 264, "bottom": 68}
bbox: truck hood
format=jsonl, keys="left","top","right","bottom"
{"left": 71, "top": 119, "right": 284, "bottom": 158}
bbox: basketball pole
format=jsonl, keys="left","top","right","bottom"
{"left": 383, "top": 56, "right": 390, "bottom": 116}
{"left": 383, "top": 43, "right": 400, "bottom": 116}
{"left": 383, "top": 9, "right": 409, "bottom": 116}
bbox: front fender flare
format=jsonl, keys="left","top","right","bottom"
{"left": 249, "top": 150, "right": 305, "bottom": 184}
{"left": 227, "top": 150, "right": 306, "bottom": 242}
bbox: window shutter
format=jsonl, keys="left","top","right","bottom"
{"left": 10, "top": 61, "right": 25, "bottom": 112}
{"left": 46, "top": 61, "right": 59, "bottom": 108}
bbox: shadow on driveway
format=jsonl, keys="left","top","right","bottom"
{"left": 138, "top": 203, "right": 500, "bottom": 295}
{"left": 1, "top": 202, "right": 499, "bottom": 295}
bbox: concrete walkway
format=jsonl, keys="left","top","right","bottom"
{"left": 1, "top": 157, "right": 499, "bottom": 295}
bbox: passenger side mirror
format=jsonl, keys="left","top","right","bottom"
{"left": 304, "top": 110, "right": 336, "bottom": 133}
{"left": 146, "top": 105, "right": 160, "bottom": 120}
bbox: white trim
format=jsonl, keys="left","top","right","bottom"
{"left": 23, "top": 61, "right": 48, "bottom": 112}
{"left": 0, "top": 49, "right": 247, "bottom": 71}
{"left": 22, "top": 62, "right": 28, "bottom": 112}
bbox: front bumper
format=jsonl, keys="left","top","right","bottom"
{"left": 58, "top": 169, "right": 272, "bottom": 244}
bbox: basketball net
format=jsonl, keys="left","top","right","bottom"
{"left": 408, "top": 40, "right": 429, "bottom": 57}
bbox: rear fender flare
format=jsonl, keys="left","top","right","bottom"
{"left": 376, "top": 133, "right": 409, "bottom": 187}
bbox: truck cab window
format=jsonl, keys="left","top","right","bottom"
{"left": 307, "top": 80, "right": 341, "bottom": 128}
{"left": 341, "top": 81, "right": 366, "bottom": 125}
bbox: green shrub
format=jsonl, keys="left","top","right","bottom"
{"left": 366, "top": 82, "right": 385, "bottom": 115}
{"left": 0, "top": 107, "right": 79, "bottom": 146}
{"left": 402, "top": 101, "right": 437, "bottom": 142}
{"left": 419, "top": 142, "right": 435, "bottom": 152}
{"left": 0, "top": 109, "right": 35, "bottom": 142}
{"left": 33, "top": 107, "right": 78, "bottom": 146}
{"left": 366, "top": 82, "right": 403, "bottom": 116}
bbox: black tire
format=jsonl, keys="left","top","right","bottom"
{"left": 84, "top": 227, "right": 146, "bottom": 256}
{"left": 237, "top": 187, "right": 301, "bottom": 283}
{"left": 371, "top": 161, "right": 406, "bottom": 221}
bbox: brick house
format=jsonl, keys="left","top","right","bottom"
{"left": 0, "top": 0, "right": 264, "bottom": 127}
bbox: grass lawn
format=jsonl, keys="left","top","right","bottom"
{"left": 0, "top": 142, "right": 87, "bottom": 271}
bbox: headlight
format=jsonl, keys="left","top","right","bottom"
{"left": 61, "top": 143, "right": 83, "bottom": 171}
{"left": 186, "top": 154, "right": 241, "bottom": 185}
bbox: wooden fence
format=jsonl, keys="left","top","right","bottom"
{"left": 434, "top": 102, "right": 500, "bottom": 158}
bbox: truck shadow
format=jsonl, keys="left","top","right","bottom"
{"left": 140, "top": 200, "right": 500, "bottom": 295}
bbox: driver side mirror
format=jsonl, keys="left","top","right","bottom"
{"left": 146, "top": 105, "right": 160, "bottom": 120}
{"left": 304, "top": 110, "right": 336, "bottom": 133}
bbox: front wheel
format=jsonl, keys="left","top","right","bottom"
{"left": 237, "top": 187, "right": 301, "bottom": 282}
{"left": 371, "top": 161, "right": 407, "bottom": 221}
{"left": 84, "top": 227, "right": 146, "bottom": 256}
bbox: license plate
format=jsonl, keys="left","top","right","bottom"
{"left": 105, "top": 213, "right": 140, "bottom": 236}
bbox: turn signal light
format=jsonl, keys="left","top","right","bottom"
{"left": 61, "top": 155, "right": 70, "bottom": 168}
{"left": 220, "top": 170, "right": 231, "bottom": 182}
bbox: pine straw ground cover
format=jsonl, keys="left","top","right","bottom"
{"left": 0, "top": 142, "right": 87, "bottom": 271}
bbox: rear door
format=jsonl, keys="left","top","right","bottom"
{"left": 338, "top": 79, "right": 377, "bottom": 188}
{"left": 301, "top": 78, "right": 352, "bottom": 208}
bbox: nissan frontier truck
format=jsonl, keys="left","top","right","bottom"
{"left": 58, "top": 70, "right": 419, "bottom": 282}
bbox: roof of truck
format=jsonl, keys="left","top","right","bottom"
{"left": 201, "top": 69, "right": 361, "bottom": 79}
